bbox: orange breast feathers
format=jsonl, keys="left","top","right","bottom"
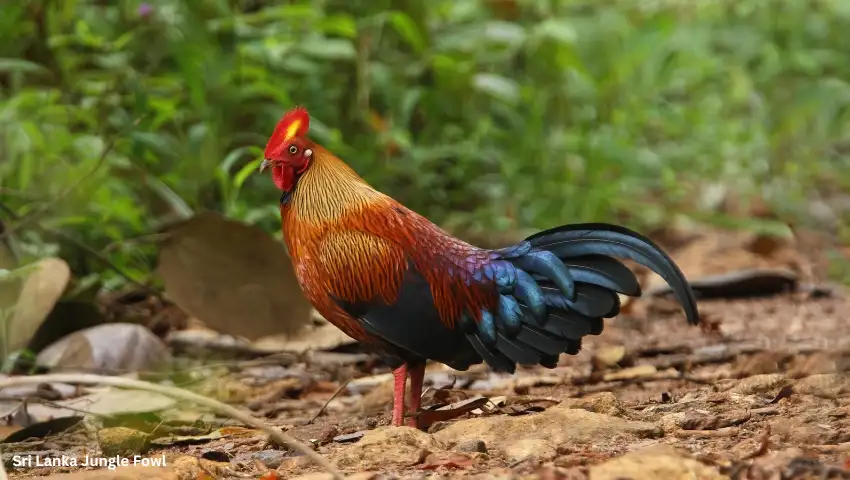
{"left": 281, "top": 198, "right": 499, "bottom": 335}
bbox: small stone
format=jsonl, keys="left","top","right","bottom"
{"left": 730, "top": 351, "right": 788, "bottom": 377}
{"left": 97, "top": 427, "right": 148, "bottom": 457}
{"left": 729, "top": 373, "right": 789, "bottom": 395}
{"left": 434, "top": 399, "right": 662, "bottom": 463}
{"left": 787, "top": 352, "right": 840, "bottom": 378}
{"left": 455, "top": 439, "right": 487, "bottom": 453}
{"left": 592, "top": 346, "right": 628, "bottom": 369}
{"left": 331, "top": 426, "right": 437, "bottom": 469}
{"left": 233, "top": 450, "right": 289, "bottom": 469}
{"left": 564, "top": 392, "right": 627, "bottom": 417}
{"left": 658, "top": 412, "right": 687, "bottom": 432}
{"left": 679, "top": 410, "right": 750, "bottom": 430}
{"left": 292, "top": 474, "right": 377, "bottom": 480}
{"left": 503, "top": 438, "right": 556, "bottom": 463}
{"left": 770, "top": 418, "right": 838, "bottom": 444}
{"left": 795, "top": 373, "right": 848, "bottom": 399}
{"left": 589, "top": 444, "right": 726, "bottom": 480}
{"left": 744, "top": 447, "right": 830, "bottom": 478}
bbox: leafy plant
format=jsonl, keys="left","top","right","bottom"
{"left": 0, "top": 0, "right": 848, "bottom": 290}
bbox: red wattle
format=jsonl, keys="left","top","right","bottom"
{"left": 272, "top": 165, "right": 296, "bottom": 192}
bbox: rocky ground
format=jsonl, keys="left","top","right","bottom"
{"left": 5, "top": 228, "right": 850, "bottom": 479}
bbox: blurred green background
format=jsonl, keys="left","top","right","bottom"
{"left": 2, "top": 0, "right": 850, "bottom": 292}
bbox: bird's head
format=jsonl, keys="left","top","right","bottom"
{"left": 260, "top": 106, "right": 314, "bottom": 192}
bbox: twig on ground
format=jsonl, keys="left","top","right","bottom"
{"left": 0, "top": 373, "right": 344, "bottom": 479}
{"left": 309, "top": 378, "right": 352, "bottom": 424}
{"left": 740, "top": 426, "right": 772, "bottom": 461}
{"left": 674, "top": 427, "right": 740, "bottom": 438}
{"left": 807, "top": 443, "right": 850, "bottom": 453}
{"left": 567, "top": 369, "right": 710, "bottom": 396}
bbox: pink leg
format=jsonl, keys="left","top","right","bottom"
{"left": 406, "top": 364, "right": 425, "bottom": 428}
{"left": 391, "top": 364, "right": 408, "bottom": 427}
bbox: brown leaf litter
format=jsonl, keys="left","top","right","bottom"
{"left": 7, "top": 224, "right": 850, "bottom": 479}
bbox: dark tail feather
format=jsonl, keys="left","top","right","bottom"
{"left": 467, "top": 223, "right": 697, "bottom": 374}
{"left": 467, "top": 334, "right": 515, "bottom": 373}
{"left": 540, "top": 283, "right": 621, "bottom": 318}
{"left": 526, "top": 223, "right": 699, "bottom": 325}
{"left": 532, "top": 254, "right": 641, "bottom": 296}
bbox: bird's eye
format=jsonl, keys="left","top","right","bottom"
{"left": 288, "top": 145, "right": 298, "bottom": 155}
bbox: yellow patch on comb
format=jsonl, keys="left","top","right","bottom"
{"left": 265, "top": 107, "right": 311, "bottom": 158}
{"left": 284, "top": 119, "right": 302, "bottom": 142}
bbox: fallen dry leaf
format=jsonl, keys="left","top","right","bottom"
{"left": 602, "top": 364, "right": 657, "bottom": 381}
{"left": 151, "top": 426, "right": 258, "bottom": 447}
{"left": 25, "top": 387, "right": 178, "bottom": 422}
{"left": 0, "top": 424, "right": 22, "bottom": 440}
{"left": 156, "top": 211, "right": 312, "bottom": 340}
{"left": 497, "top": 396, "right": 558, "bottom": 416}
{"left": 418, "top": 396, "right": 490, "bottom": 429}
{"left": 6, "top": 257, "right": 70, "bottom": 353}
{"left": 419, "top": 452, "right": 476, "bottom": 470}
{"left": 333, "top": 431, "right": 365, "bottom": 443}
{"left": 38, "top": 465, "right": 178, "bottom": 479}
{"left": 36, "top": 323, "right": 170, "bottom": 373}
{"left": 2, "top": 415, "right": 83, "bottom": 443}
{"left": 592, "top": 345, "right": 628, "bottom": 371}
{"left": 644, "top": 229, "right": 802, "bottom": 298}
{"left": 250, "top": 317, "right": 355, "bottom": 354}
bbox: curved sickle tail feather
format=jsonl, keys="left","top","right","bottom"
{"left": 466, "top": 223, "right": 700, "bottom": 374}
{"left": 526, "top": 223, "right": 700, "bottom": 325}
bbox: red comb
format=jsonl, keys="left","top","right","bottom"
{"left": 264, "top": 106, "right": 311, "bottom": 159}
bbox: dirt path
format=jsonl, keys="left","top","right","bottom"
{"left": 9, "top": 227, "right": 850, "bottom": 479}
{"left": 16, "top": 291, "right": 843, "bottom": 479}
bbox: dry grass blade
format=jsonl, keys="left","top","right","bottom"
{"left": 0, "top": 373, "right": 343, "bottom": 479}
{"left": 309, "top": 377, "right": 352, "bottom": 424}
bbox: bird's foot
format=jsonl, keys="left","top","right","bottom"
{"left": 406, "top": 363, "right": 425, "bottom": 429}
{"left": 391, "top": 365, "right": 408, "bottom": 427}
{"left": 405, "top": 415, "right": 419, "bottom": 428}
{"left": 391, "top": 363, "right": 426, "bottom": 429}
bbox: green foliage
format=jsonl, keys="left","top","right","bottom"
{"left": 1, "top": 0, "right": 849, "bottom": 289}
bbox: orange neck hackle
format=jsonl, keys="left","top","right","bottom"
{"left": 261, "top": 107, "right": 390, "bottom": 225}
{"left": 285, "top": 143, "right": 389, "bottom": 225}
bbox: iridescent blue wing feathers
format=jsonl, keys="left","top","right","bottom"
{"left": 463, "top": 222, "right": 699, "bottom": 373}
{"left": 332, "top": 223, "right": 699, "bottom": 376}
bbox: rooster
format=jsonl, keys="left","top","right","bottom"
{"left": 259, "top": 107, "right": 700, "bottom": 428}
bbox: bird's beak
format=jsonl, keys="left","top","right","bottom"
{"left": 259, "top": 159, "right": 272, "bottom": 173}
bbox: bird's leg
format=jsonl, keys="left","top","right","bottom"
{"left": 391, "top": 364, "right": 408, "bottom": 427}
{"left": 406, "top": 363, "right": 425, "bottom": 428}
